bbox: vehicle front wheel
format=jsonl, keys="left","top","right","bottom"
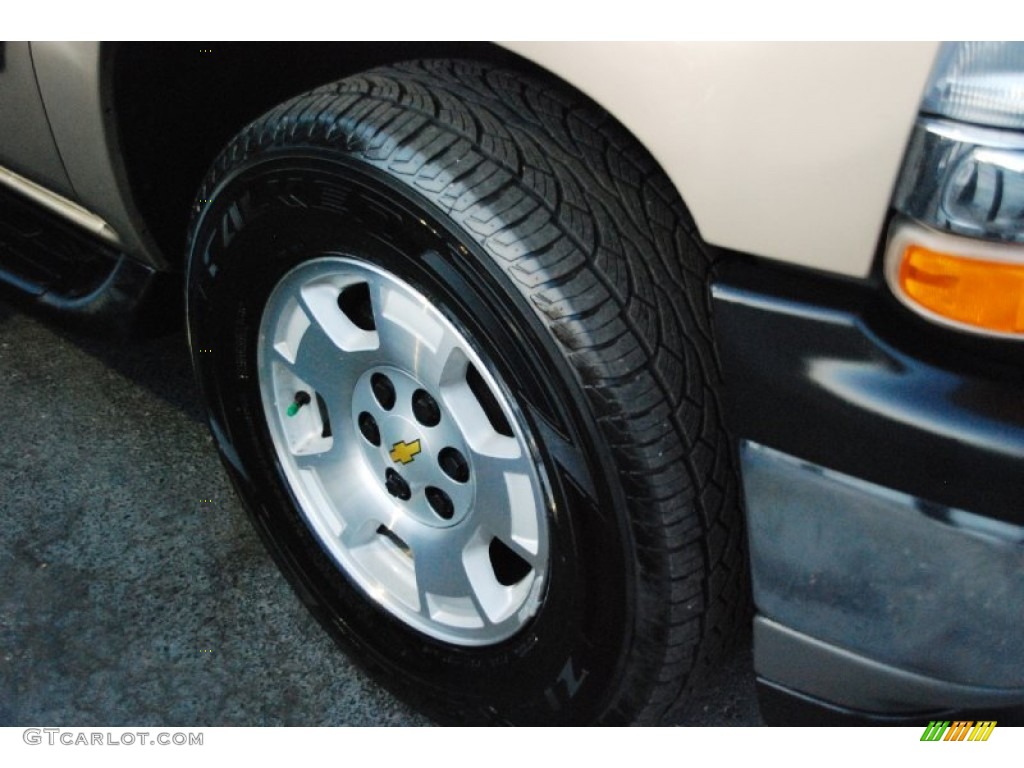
{"left": 186, "top": 60, "right": 745, "bottom": 725}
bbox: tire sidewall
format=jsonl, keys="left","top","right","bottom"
{"left": 187, "top": 151, "right": 636, "bottom": 724}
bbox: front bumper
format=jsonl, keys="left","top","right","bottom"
{"left": 711, "top": 257, "right": 1024, "bottom": 723}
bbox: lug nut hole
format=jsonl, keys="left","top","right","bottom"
{"left": 438, "top": 447, "right": 469, "bottom": 483}
{"left": 411, "top": 389, "right": 441, "bottom": 427}
{"left": 384, "top": 468, "right": 411, "bottom": 501}
{"left": 425, "top": 486, "right": 454, "bottom": 520}
{"left": 371, "top": 373, "right": 396, "bottom": 411}
{"left": 357, "top": 411, "right": 380, "bottom": 446}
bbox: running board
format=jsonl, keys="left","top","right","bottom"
{"left": 0, "top": 164, "right": 121, "bottom": 245}
{"left": 0, "top": 182, "right": 164, "bottom": 333}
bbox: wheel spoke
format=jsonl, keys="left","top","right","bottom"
{"left": 287, "top": 317, "right": 345, "bottom": 395}
{"left": 329, "top": 483, "right": 389, "bottom": 548}
{"left": 374, "top": 281, "right": 467, "bottom": 392}
{"left": 413, "top": 539, "right": 471, "bottom": 598}
{"left": 411, "top": 533, "right": 489, "bottom": 628}
{"left": 339, "top": 515, "right": 384, "bottom": 549}
{"left": 471, "top": 452, "right": 544, "bottom": 562}
{"left": 441, "top": 380, "right": 520, "bottom": 460}
{"left": 292, "top": 439, "right": 343, "bottom": 470}
{"left": 298, "top": 323, "right": 386, "bottom": 402}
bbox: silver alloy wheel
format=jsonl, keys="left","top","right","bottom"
{"left": 256, "top": 256, "right": 549, "bottom": 646}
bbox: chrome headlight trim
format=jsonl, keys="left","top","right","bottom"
{"left": 893, "top": 118, "right": 1024, "bottom": 245}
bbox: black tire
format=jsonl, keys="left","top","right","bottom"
{"left": 186, "top": 60, "right": 745, "bottom": 725}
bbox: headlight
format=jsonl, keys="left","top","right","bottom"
{"left": 893, "top": 120, "right": 1024, "bottom": 244}
{"left": 886, "top": 42, "right": 1024, "bottom": 338}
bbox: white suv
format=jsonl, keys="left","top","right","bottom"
{"left": 1, "top": 41, "right": 1021, "bottom": 725}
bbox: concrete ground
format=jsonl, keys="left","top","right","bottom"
{"left": 0, "top": 296, "right": 761, "bottom": 726}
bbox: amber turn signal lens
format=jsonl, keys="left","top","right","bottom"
{"left": 898, "top": 244, "right": 1024, "bottom": 335}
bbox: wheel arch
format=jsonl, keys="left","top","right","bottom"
{"left": 38, "top": 42, "right": 706, "bottom": 277}
{"left": 33, "top": 43, "right": 939, "bottom": 280}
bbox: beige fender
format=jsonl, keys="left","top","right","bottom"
{"left": 503, "top": 42, "right": 939, "bottom": 277}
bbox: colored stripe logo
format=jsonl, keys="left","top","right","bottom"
{"left": 920, "top": 721, "right": 997, "bottom": 742}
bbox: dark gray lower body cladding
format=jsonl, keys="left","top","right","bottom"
{"left": 742, "top": 440, "right": 1024, "bottom": 713}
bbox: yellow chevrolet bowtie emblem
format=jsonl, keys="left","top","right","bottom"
{"left": 389, "top": 439, "right": 422, "bottom": 465}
